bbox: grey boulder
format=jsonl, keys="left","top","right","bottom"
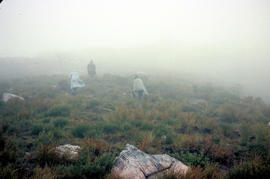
{"left": 113, "top": 144, "right": 189, "bottom": 179}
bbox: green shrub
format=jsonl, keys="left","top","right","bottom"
{"left": 219, "top": 104, "right": 241, "bottom": 123}
{"left": 62, "top": 152, "right": 115, "bottom": 178}
{"left": 173, "top": 151, "right": 210, "bottom": 167}
{"left": 32, "top": 125, "right": 43, "bottom": 135}
{"left": 140, "top": 122, "right": 154, "bottom": 131}
{"left": 102, "top": 123, "right": 120, "bottom": 134}
{"left": 52, "top": 129, "right": 65, "bottom": 139}
{"left": 254, "top": 125, "right": 270, "bottom": 157}
{"left": 120, "top": 123, "right": 132, "bottom": 132}
{"left": 162, "top": 164, "right": 225, "bottom": 179}
{"left": 46, "top": 105, "right": 71, "bottom": 117}
{"left": 87, "top": 99, "right": 100, "bottom": 108}
{"left": 0, "top": 132, "right": 17, "bottom": 166}
{"left": 248, "top": 144, "right": 269, "bottom": 158}
{"left": 154, "top": 125, "right": 168, "bottom": 137}
{"left": 34, "top": 144, "right": 63, "bottom": 166}
{"left": 0, "top": 101, "right": 4, "bottom": 109}
{"left": 72, "top": 125, "right": 90, "bottom": 138}
{"left": 53, "top": 118, "right": 69, "bottom": 128}
{"left": 36, "top": 131, "right": 54, "bottom": 145}
{"left": 42, "top": 118, "right": 51, "bottom": 124}
{"left": 240, "top": 123, "right": 252, "bottom": 145}
{"left": 229, "top": 159, "right": 270, "bottom": 179}
{"left": 182, "top": 105, "right": 197, "bottom": 112}
{"left": 165, "top": 134, "right": 176, "bottom": 145}
{"left": 220, "top": 123, "right": 234, "bottom": 138}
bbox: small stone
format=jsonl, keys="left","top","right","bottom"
{"left": 55, "top": 144, "right": 81, "bottom": 160}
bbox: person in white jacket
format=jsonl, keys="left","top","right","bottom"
{"left": 132, "top": 75, "right": 148, "bottom": 99}
{"left": 70, "top": 72, "right": 85, "bottom": 94}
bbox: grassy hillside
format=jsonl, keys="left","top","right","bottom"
{"left": 0, "top": 74, "right": 270, "bottom": 178}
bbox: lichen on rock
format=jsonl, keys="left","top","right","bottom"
{"left": 113, "top": 144, "right": 189, "bottom": 179}
{"left": 54, "top": 144, "right": 81, "bottom": 160}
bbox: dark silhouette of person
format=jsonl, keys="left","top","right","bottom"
{"left": 87, "top": 60, "right": 96, "bottom": 77}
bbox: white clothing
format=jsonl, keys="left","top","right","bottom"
{"left": 70, "top": 72, "right": 85, "bottom": 90}
{"left": 133, "top": 78, "right": 148, "bottom": 95}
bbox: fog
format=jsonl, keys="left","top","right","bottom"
{"left": 0, "top": 0, "right": 270, "bottom": 101}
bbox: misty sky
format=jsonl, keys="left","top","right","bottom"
{"left": 0, "top": 0, "right": 269, "bottom": 56}
{"left": 0, "top": 0, "right": 270, "bottom": 100}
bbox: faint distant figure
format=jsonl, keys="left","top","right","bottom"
{"left": 70, "top": 72, "right": 85, "bottom": 94}
{"left": 132, "top": 75, "right": 148, "bottom": 100}
{"left": 87, "top": 60, "right": 96, "bottom": 77}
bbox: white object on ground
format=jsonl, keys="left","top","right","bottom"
{"left": 70, "top": 72, "right": 85, "bottom": 90}
{"left": 2, "top": 93, "right": 24, "bottom": 102}
{"left": 55, "top": 144, "right": 81, "bottom": 160}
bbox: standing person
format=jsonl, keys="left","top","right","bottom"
{"left": 132, "top": 75, "right": 148, "bottom": 99}
{"left": 87, "top": 60, "right": 96, "bottom": 77}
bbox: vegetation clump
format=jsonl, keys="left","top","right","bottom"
{"left": 0, "top": 75, "right": 270, "bottom": 178}
{"left": 53, "top": 118, "right": 69, "bottom": 128}
{"left": 45, "top": 105, "right": 71, "bottom": 117}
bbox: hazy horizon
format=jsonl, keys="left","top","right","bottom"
{"left": 0, "top": 0, "right": 270, "bottom": 102}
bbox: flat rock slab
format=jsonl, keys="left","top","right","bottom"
{"left": 2, "top": 92, "right": 24, "bottom": 102}
{"left": 113, "top": 144, "right": 189, "bottom": 179}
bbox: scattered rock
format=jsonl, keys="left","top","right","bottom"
{"left": 2, "top": 92, "right": 24, "bottom": 102}
{"left": 101, "top": 108, "right": 113, "bottom": 113}
{"left": 55, "top": 144, "right": 81, "bottom": 160}
{"left": 161, "top": 135, "right": 167, "bottom": 140}
{"left": 112, "top": 144, "right": 189, "bottom": 179}
{"left": 24, "top": 152, "right": 31, "bottom": 159}
{"left": 268, "top": 121, "right": 270, "bottom": 126}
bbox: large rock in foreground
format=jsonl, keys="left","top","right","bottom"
{"left": 113, "top": 144, "right": 189, "bottom": 179}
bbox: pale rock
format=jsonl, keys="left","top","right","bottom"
{"left": 2, "top": 92, "right": 24, "bottom": 102}
{"left": 55, "top": 144, "right": 81, "bottom": 160}
{"left": 113, "top": 144, "right": 189, "bottom": 179}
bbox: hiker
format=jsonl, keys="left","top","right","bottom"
{"left": 132, "top": 75, "right": 148, "bottom": 99}
{"left": 87, "top": 60, "right": 96, "bottom": 77}
{"left": 70, "top": 72, "right": 85, "bottom": 94}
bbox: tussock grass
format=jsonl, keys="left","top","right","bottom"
{"left": 1, "top": 74, "right": 270, "bottom": 178}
